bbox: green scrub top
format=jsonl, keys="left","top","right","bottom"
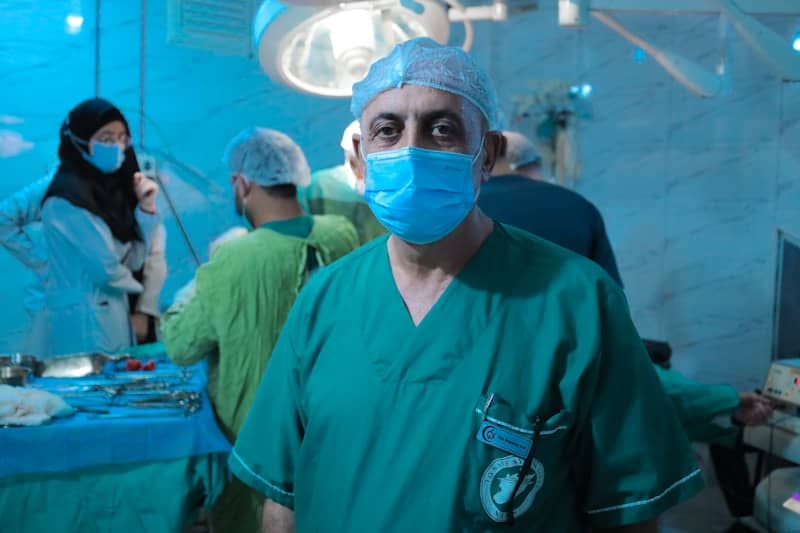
{"left": 231, "top": 223, "right": 704, "bottom": 531}
{"left": 656, "top": 365, "right": 741, "bottom": 446}
{"left": 299, "top": 164, "right": 386, "bottom": 245}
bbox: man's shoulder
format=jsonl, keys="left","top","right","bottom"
{"left": 494, "top": 175, "right": 596, "bottom": 206}
{"left": 208, "top": 227, "right": 294, "bottom": 263}
{"left": 497, "top": 223, "right": 617, "bottom": 291}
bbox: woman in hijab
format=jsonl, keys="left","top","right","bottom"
{"left": 34, "top": 97, "right": 162, "bottom": 357}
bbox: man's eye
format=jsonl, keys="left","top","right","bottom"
{"left": 375, "top": 125, "right": 399, "bottom": 138}
{"left": 432, "top": 124, "right": 453, "bottom": 137}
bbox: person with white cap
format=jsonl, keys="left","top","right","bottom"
{"left": 491, "top": 130, "right": 545, "bottom": 180}
{"left": 480, "top": 129, "right": 623, "bottom": 284}
{"left": 161, "top": 127, "right": 358, "bottom": 533}
{"left": 299, "top": 120, "right": 386, "bottom": 244}
{"left": 231, "top": 39, "right": 702, "bottom": 532}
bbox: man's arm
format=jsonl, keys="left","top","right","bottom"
{"left": 588, "top": 203, "right": 623, "bottom": 286}
{"left": 161, "top": 257, "right": 221, "bottom": 365}
{"left": 262, "top": 499, "right": 295, "bottom": 533}
{"left": 576, "top": 284, "right": 704, "bottom": 528}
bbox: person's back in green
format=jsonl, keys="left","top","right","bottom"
{"left": 299, "top": 120, "right": 386, "bottom": 245}
{"left": 161, "top": 127, "right": 359, "bottom": 533}
{"left": 163, "top": 214, "right": 357, "bottom": 438}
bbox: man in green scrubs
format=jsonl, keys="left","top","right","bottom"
{"left": 161, "top": 127, "right": 359, "bottom": 533}
{"left": 299, "top": 120, "right": 386, "bottom": 245}
{"left": 231, "top": 39, "right": 704, "bottom": 532}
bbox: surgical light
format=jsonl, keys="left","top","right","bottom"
{"left": 327, "top": 10, "right": 376, "bottom": 82}
{"left": 793, "top": 34, "right": 800, "bottom": 52}
{"left": 255, "top": 0, "right": 450, "bottom": 97}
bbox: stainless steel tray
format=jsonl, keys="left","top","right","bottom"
{"left": 35, "top": 353, "right": 128, "bottom": 378}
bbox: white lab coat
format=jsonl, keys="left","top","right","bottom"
{"left": 0, "top": 175, "right": 167, "bottom": 356}
{"left": 38, "top": 198, "right": 161, "bottom": 356}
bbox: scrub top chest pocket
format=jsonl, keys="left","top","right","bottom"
{"left": 466, "top": 392, "right": 574, "bottom": 528}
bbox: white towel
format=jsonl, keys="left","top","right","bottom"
{"left": 0, "top": 384, "right": 75, "bottom": 426}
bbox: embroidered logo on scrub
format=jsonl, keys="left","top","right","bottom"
{"left": 480, "top": 455, "right": 544, "bottom": 523}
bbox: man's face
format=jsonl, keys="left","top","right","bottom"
{"left": 354, "top": 85, "right": 501, "bottom": 192}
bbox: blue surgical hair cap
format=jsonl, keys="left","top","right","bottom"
{"left": 223, "top": 127, "right": 311, "bottom": 187}
{"left": 350, "top": 37, "right": 500, "bottom": 130}
{"left": 503, "top": 130, "right": 541, "bottom": 169}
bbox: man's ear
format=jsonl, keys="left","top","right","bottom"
{"left": 481, "top": 131, "right": 504, "bottom": 177}
{"left": 235, "top": 174, "right": 253, "bottom": 197}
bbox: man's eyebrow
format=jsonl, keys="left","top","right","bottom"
{"left": 368, "top": 113, "right": 402, "bottom": 130}
{"left": 419, "top": 109, "right": 465, "bottom": 125}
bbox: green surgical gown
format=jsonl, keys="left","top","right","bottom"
{"left": 299, "top": 164, "right": 386, "bottom": 245}
{"left": 162, "top": 214, "right": 359, "bottom": 533}
{"left": 232, "top": 223, "right": 704, "bottom": 532}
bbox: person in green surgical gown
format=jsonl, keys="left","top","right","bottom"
{"left": 231, "top": 39, "right": 705, "bottom": 533}
{"left": 299, "top": 120, "right": 386, "bottom": 245}
{"left": 161, "top": 127, "right": 359, "bottom": 533}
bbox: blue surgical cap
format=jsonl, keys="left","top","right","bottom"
{"left": 503, "top": 131, "right": 541, "bottom": 169}
{"left": 350, "top": 38, "right": 500, "bottom": 130}
{"left": 223, "top": 127, "right": 311, "bottom": 188}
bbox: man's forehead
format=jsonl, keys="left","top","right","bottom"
{"left": 361, "top": 85, "right": 481, "bottom": 124}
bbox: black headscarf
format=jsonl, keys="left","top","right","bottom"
{"left": 43, "top": 98, "right": 142, "bottom": 243}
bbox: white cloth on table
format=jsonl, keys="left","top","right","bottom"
{"left": 0, "top": 385, "right": 74, "bottom": 426}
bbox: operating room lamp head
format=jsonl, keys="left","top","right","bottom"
{"left": 254, "top": 0, "right": 450, "bottom": 97}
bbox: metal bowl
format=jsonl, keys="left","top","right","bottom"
{"left": 0, "top": 366, "right": 28, "bottom": 387}
{"left": 0, "top": 354, "right": 39, "bottom": 371}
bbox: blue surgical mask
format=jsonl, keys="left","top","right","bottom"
{"left": 83, "top": 141, "right": 125, "bottom": 174}
{"left": 364, "top": 141, "right": 483, "bottom": 244}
